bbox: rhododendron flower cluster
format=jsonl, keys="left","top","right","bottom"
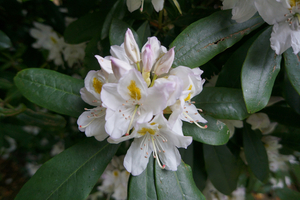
{"left": 77, "top": 29, "right": 207, "bottom": 175}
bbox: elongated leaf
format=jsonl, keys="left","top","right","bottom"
{"left": 14, "top": 68, "right": 87, "bottom": 118}
{"left": 182, "top": 115, "right": 229, "bottom": 145}
{"left": 170, "top": 10, "right": 264, "bottom": 68}
{"left": 64, "top": 11, "right": 104, "bottom": 44}
{"left": 203, "top": 144, "right": 239, "bottom": 195}
{"left": 194, "top": 87, "right": 250, "bottom": 120}
{"left": 84, "top": 29, "right": 102, "bottom": 72}
{"left": 136, "top": 21, "right": 151, "bottom": 45}
{"left": 0, "top": 30, "right": 12, "bottom": 50}
{"left": 17, "top": 109, "right": 66, "bottom": 129}
{"left": 243, "top": 123, "right": 269, "bottom": 182}
{"left": 284, "top": 48, "right": 300, "bottom": 95}
{"left": 0, "top": 78, "right": 13, "bottom": 89}
{"left": 275, "top": 188, "right": 300, "bottom": 200}
{"left": 109, "top": 19, "right": 141, "bottom": 48}
{"left": 128, "top": 156, "right": 157, "bottom": 200}
{"left": 284, "top": 73, "right": 300, "bottom": 115}
{"left": 101, "top": 0, "right": 126, "bottom": 40}
{"left": 242, "top": 27, "right": 281, "bottom": 113}
{"left": 15, "top": 139, "right": 119, "bottom": 200}
{"left": 272, "top": 127, "right": 300, "bottom": 152}
{"left": 155, "top": 161, "right": 205, "bottom": 200}
{"left": 216, "top": 31, "right": 261, "bottom": 88}
{"left": 0, "top": 103, "right": 26, "bottom": 117}
{"left": 263, "top": 106, "right": 300, "bottom": 128}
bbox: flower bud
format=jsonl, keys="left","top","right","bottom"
{"left": 110, "top": 57, "right": 133, "bottom": 80}
{"left": 95, "top": 55, "right": 113, "bottom": 78}
{"left": 142, "top": 44, "right": 153, "bottom": 72}
{"left": 124, "top": 28, "right": 140, "bottom": 63}
{"left": 153, "top": 47, "right": 175, "bottom": 76}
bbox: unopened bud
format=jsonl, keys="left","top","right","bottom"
{"left": 124, "top": 28, "right": 140, "bottom": 63}
{"left": 142, "top": 44, "right": 153, "bottom": 72}
{"left": 153, "top": 47, "right": 175, "bottom": 76}
{"left": 110, "top": 57, "right": 132, "bottom": 80}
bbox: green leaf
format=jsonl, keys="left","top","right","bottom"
{"left": 193, "top": 87, "right": 250, "bottom": 120}
{"left": 275, "top": 188, "right": 300, "bottom": 200}
{"left": 272, "top": 128, "right": 300, "bottom": 152}
{"left": 170, "top": 10, "right": 264, "bottom": 68}
{"left": 16, "top": 109, "right": 66, "bottom": 129}
{"left": 109, "top": 18, "right": 142, "bottom": 48}
{"left": 182, "top": 115, "right": 229, "bottom": 145}
{"left": 136, "top": 21, "right": 151, "bottom": 45}
{"left": 0, "top": 103, "right": 26, "bottom": 117}
{"left": 64, "top": 11, "right": 105, "bottom": 44}
{"left": 284, "top": 48, "right": 300, "bottom": 95}
{"left": 284, "top": 73, "right": 300, "bottom": 115}
{"left": 0, "top": 78, "right": 13, "bottom": 89}
{"left": 14, "top": 68, "right": 87, "bottom": 118}
{"left": 0, "top": 30, "right": 12, "bottom": 50}
{"left": 128, "top": 156, "right": 157, "bottom": 200}
{"left": 243, "top": 123, "right": 269, "bottom": 182}
{"left": 83, "top": 29, "right": 102, "bottom": 72}
{"left": 216, "top": 31, "right": 260, "bottom": 88}
{"left": 155, "top": 160, "right": 205, "bottom": 200}
{"left": 101, "top": 0, "right": 126, "bottom": 40}
{"left": 203, "top": 144, "right": 240, "bottom": 195}
{"left": 15, "top": 139, "right": 119, "bottom": 200}
{"left": 241, "top": 27, "right": 281, "bottom": 113}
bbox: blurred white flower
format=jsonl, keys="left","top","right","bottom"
{"left": 23, "top": 125, "right": 40, "bottom": 135}
{"left": 255, "top": 0, "right": 300, "bottom": 54}
{"left": 246, "top": 113, "right": 277, "bottom": 135}
{"left": 222, "top": 0, "right": 257, "bottom": 23}
{"left": 126, "top": 0, "right": 164, "bottom": 12}
{"left": 50, "top": 141, "right": 65, "bottom": 156}
{"left": 62, "top": 43, "right": 86, "bottom": 67}
{"left": 220, "top": 119, "right": 243, "bottom": 138}
{"left": 0, "top": 136, "right": 17, "bottom": 159}
{"left": 26, "top": 163, "right": 42, "bottom": 176}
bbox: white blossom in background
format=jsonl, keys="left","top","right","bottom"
{"left": 78, "top": 29, "right": 207, "bottom": 175}
{"left": 25, "top": 163, "right": 42, "bottom": 176}
{"left": 126, "top": 0, "right": 164, "bottom": 12}
{"left": 0, "top": 136, "right": 17, "bottom": 159}
{"left": 222, "top": 0, "right": 257, "bottom": 23}
{"left": 50, "top": 141, "right": 65, "bottom": 156}
{"left": 255, "top": 0, "right": 300, "bottom": 54}
{"left": 62, "top": 42, "right": 86, "bottom": 67}
{"left": 246, "top": 113, "right": 277, "bottom": 135}
{"left": 97, "top": 156, "right": 129, "bottom": 200}
{"left": 23, "top": 125, "right": 40, "bottom": 135}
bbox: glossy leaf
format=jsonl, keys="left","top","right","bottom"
{"left": 284, "top": 48, "right": 300, "bottom": 95}
{"left": 136, "top": 21, "right": 151, "bottom": 45}
{"left": 15, "top": 139, "right": 119, "bottom": 200}
{"left": 284, "top": 73, "right": 300, "bottom": 115}
{"left": 155, "top": 160, "right": 205, "bottom": 200}
{"left": 109, "top": 19, "right": 141, "bottom": 48}
{"left": 243, "top": 123, "right": 269, "bottom": 182}
{"left": 101, "top": 0, "right": 126, "bottom": 40}
{"left": 64, "top": 11, "right": 105, "bottom": 44}
{"left": 170, "top": 10, "right": 264, "bottom": 68}
{"left": 128, "top": 156, "right": 157, "bottom": 200}
{"left": 17, "top": 109, "right": 66, "bottom": 129}
{"left": 84, "top": 29, "right": 102, "bottom": 72}
{"left": 242, "top": 27, "right": 281, "bottom": 113}
{"left": 194, "top": 87, "right": 250, "bottom": 120}
{"left": 275, "top": 188, "right": 300, "bottom": 200}
{"left": 203, "top": 144, "right": 239, "bottom": 195}
{"left": 182, "top": 115, "right": 229, "bottom": 145}
{"left": 0, "top": 30, "right": 12, "bottom": 50}
{"left": 14, "top": 68, "right": 87, "bottom": 118}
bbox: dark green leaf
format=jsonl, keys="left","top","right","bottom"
{"left": 136, "top": 21, "right": 151, "bottom": 45}
{"left": 109, "top": 18, "right": 141, "bottom": 48}
{"left": 0, "top": 123, "right": 34, "bottom": 147}
{"left": 101, "top": 0, "right": 126, "bottom": 40}
{"left": 14, "top": 68, "right": 87, "bottom": 118}
{"left": 128, "top": 156, "right": 157, "bottom": 200}
{"left": 182, "top": 115, "right": 229, "bottom": 145}
{"left": 15, "top": 139, "right": 119, "bottom": 200}
{"left": 0, "top": 103, "right": 26, "bottom": 117}
{"left": 83, "top": 29, "right": 102, "bottom": 72}
{"left": 275, "top": 188, "right": 300, "bottom": 200}
{"left": 243, "top": 123, "right": 269, "bottom": 182}
{"left": 194, "top": 87, "right": 250, "bottom": 120}
{"left": 155, "top": 161, "right": 205, "bottom": 200}
{"left": 203, "top": 144, "right": 239, "bottom": 195}
{"left": 284, "top": 73, "right": 300, "bottom": 115}
{"left": 17, "top": 109, "right": 66, "bottom": 129}
{"left": 64, "top": 11, "right": 105, "bottom": 44}
{"left": 0, "top": 30, "right": 12, "bottom": 50}
{"left": 0, "top": 78, "right": 13, "bottom": 89}
{"left": 272, "top": 128, "right": 300, "bottom": 152}
{"left": 216, "top": 31, "right": 261, "bottom": 88}
{"left": 241, "top": 27, "right": 281, "bottom": 113}
{"left": 284, "top": 48, "right": 300, "bottom": 95}
{"left": 170, "top": 10, "right": 264, "bottom": 68}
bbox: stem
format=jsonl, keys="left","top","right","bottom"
{"left": 136, "top": 62, "right": 141, "bottom": 72}
{"left": 149, "top": 74, "right": 158, "bottom": 87}
{"left": 158, "top": 10, "right": 163, "bottom": 29}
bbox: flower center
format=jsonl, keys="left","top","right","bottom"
{"left": 93, "top": 77, "right": 103, "bottom": 94}
{"left": 285, "top": 1, "right": 300, "bottom": 30}
{"left": 138, "top": 127, "right": 156, "bottom": 136}
{"left": 127, "top": 80, "right": 141, "bottom": 100}
{"left": 184, "top": 85, "right": 193, "bottom": 101}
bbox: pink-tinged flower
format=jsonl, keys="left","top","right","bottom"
{"left": 124, "top": 29, "right": 140, "bottom": 64}
{"left": 109, "top": 114, "right": 192, "bottom": 176}
{"left": 101, "top": 69, "right": 168, "bottom": 139}
{"left": 126, "top": 0, "right": 164, "bottom": 12}
{"left": 153, "top": 47, "right": 175, "bottom": 76}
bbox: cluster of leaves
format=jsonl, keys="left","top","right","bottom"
{"left": 1, "top": 0, "right": 300, "bottom": 199}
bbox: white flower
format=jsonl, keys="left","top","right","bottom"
{"left": 62, "top": 42, "right": 86, "bottom": 67}
{"left": 126, "top": 0, "right": 164, "bottom": 12}
{"left": 255, "top": 0, "right": 300, "bottom": 54}
{"left": 109, "top": 114, "right": 192, "bottom": 176}
{"left": 0, "top": 136, "right": 17, "bottom": 159}
{"left": 222, "top": 0, "right": 257, "bottom": 23}
{"left": 25, "top": 163, "right": 42, "bottom": 176}
{"left": 23, "top": 125, "right": 40, "bottom": 135}
{"left": 246, "top": 113, "right": 277, "bottom": 135}
{"left": 220, "top": 119, "right": 243, "bottom": 138}
{"left": 50, "top": 141, "right": 65, "bottom": 156}
{"left": 97, "top": 156, "right": 129, "bottom": 200}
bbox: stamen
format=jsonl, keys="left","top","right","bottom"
{"left": 151, "top": 136, "right": 165, "bottom": 169}
{"left": 125, "top": 105, "right": 139, "bottom": 135}
{"left": 79, "top": 118, "right": 96, "bottom": 128}
{"left": 183, "top": 112, "right": 207, "bottom": 129}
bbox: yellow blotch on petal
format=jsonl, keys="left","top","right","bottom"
{"left": 50, "top": 36, "right": 57, "bottom": 44}
{"left": 127, "top": 80, "right": 141, "bottom": 100}
{"left": 93, "top": 77, "right": 103, "bottom": 94}
{"left": 290, "top": 0, "right": 300, "bottom": 7}
{"left": 138, "top": 127, "right": 156, "bottom": 136}
{"left": 184, "top": 85, "right": 193, "bottom": 101}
